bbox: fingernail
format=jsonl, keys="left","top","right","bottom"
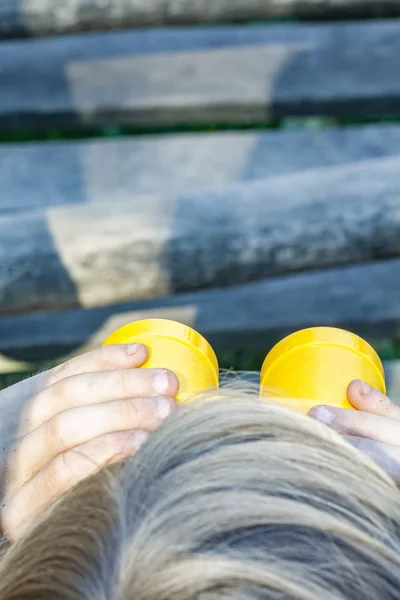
{"left": 361, "top": 381, "right": 372, "bottom": 396}
{"left": 314, "top": 406, "right": 335, "bottom": 425}
{"left": 157, "top": 397, "right": 173, "bottom": 420}
{"left": 132, "top": 431, "right": 150, "bottom": 449}
{"left": 126, "top": 344, "right": 139, "bottom": 355}
{"left": 153, "top": 370, "right": 170, "bottom": 395}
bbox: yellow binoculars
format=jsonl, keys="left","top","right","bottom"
{"left": 103, "top": 319, "right": 386, "bottom": 414}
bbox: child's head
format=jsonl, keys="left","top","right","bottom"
{"left": 1, "top": 392, "right": 400, "bottom": 599}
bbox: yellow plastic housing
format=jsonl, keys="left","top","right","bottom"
{"left": 260, "top": 327, "right": 385, "bottom": 414}
{"left": 102, "top": 319, "right": 219, "bottom": 401}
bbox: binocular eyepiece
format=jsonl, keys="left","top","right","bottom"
{"left": 103, "top": 319, "right": 385, "bottom": 413}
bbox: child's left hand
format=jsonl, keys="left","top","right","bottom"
{"left": 309, "top": 381, "right": 400, "bottom": 483}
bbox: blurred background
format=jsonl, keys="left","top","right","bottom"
{"left": 1, "top": 0, "right": 400, "bottom": 396}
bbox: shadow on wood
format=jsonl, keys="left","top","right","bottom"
{"left": 2, "top": 153, "right": 400, "bottom": 314}
{"left": 2, "top": 22, "right": 400, "bottom": 129}
{"left": 3, "top": 125, "right": 400, "bottom": 214}
{"left": 0, "top": 258, "right": 399, "bottom": 371}
{"left": 0, "top": 212, "right": 80, "bottom": 316}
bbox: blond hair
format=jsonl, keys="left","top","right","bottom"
{"left": 0, "top": 392, "right": 400, "bottom": 599}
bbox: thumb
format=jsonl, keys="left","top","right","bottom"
{"left": 346, "top": 379, "right": 400, "bottom": 420}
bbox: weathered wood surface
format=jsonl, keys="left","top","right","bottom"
{"left": 1, "top": 1, "right": 400, "bottom": 38}
{"left": 1, "top": 155, "right": 400, "bottom": 314}
{"left": 0, "top": 257, "right": 399, "bottom": 371}
{"left": 385, "top": 362, "right": 400, "bottom": 402}
{"left": 3, "top": 124, "right": 400, "bottom": 214}
{"left": 3, "top": 20, "right": 400, "bottom": 129}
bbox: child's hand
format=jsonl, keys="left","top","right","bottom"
{"left": 309, "top": 380, "right": 400, "bottom": 483}
{"left": 1, "top": 344, "right": 178, "bottom": 541}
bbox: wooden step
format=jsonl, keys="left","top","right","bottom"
{"left": 3, "top": 124, "right": 400, "bottom": 214}
{"left": 385, "top": 361, "right": 400, "bottom": 403}
{"left": 2, "top": 20, "right": 400, "bottom": 129}
{"left": 1, "top": 1, "right": 399, "bottom": 39}
{"left": 2, "top": 153, "right": 400, "bottom": 314}
{"left": 0, "top": 258, "right": 399, "bottom": 372}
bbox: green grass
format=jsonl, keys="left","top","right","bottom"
{"left": 3, "top": 115, "right": 400, "bottom": 145}
{"left": 0, "top": 121, "right": 282, "bottom": 144}
{"left": 0, "top": 371, "right": 31, "bottom": 391}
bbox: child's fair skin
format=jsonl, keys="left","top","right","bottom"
{"left": 310, "top": 381, "right": 400, "bottom": 483}
{"left": 0, "top": 344, "right": 399, "bottom": 541}
{"left": 1, "top": 344, "right": 178, "bottom": 541}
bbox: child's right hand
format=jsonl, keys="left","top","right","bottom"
{"left": 1, "top": 344, "right": 178, "bottom": 542}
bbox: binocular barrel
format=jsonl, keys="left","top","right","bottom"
{"left": 103, "top": 319, "right": 385, "bottom": 413}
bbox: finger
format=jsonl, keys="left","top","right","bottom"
{"left": 345, "top": 435, "right": 400, "bottom": 484}
{"left": 25, "top": 368, "right": 179, "bottom": 434}
{"left": 309, "top": 405, "right": 400, "bottom": 445}
{"left": 44, "top": 344, "right": 149, "bottom": 388}
{"left": 10, "top": 396, "right": 175, "bottom": 489}
{"left": 2, "top": 429, "right": 149, "bottom": 541}
{"left": 347, "top": 379, "right": 400, "bottom": 420}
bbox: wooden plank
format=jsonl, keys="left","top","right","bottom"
{"left": 1, "top": 1, "right": 400, "bottom": 39}
{"left": 2, "top": 20, "right": 400, "bottom": 129}
{"left": 2, "top": 154, "right": 400, "bottom": 314}
{"left": 4, "top": 124, "right": 400, "bottom": 214}
{"left": 385, "top": 361, "right": 400, "bottom": 403}
{"left": 0, "top": 257, "right": 399, "bottom": 372}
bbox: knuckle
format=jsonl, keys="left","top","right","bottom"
{"left": 119, "top": 369, "right": 136, "bottom": 396}
{"left": 98, "top": 344, "right": 117, "bottom": 360}
{"left": 91, "top": 344, "right": 126, "bottom": 370}
{"left": 45, "top": 361, "right": 70, "bottom": 387}
{"left": 24, "top": 374, "right": 84, "bottom": 433}
{"left": 45, "top": 414, "right": 66, "bottom": 451}
{"left": 24, "top": 391, "right": 49, "bottom": 432}
{"left": 102, "top": 432, "right": 130, "bottom": 459}
{"left": 121, "top": 398, "right": 141, "bottom": 425}
{"left": 43, "top": 346, "right": 107, "bottom": 388}
{"left": 44, "top": 457, "right": 66, "bottom": 495}
{"left": 91, "top": 345, "right": 112, "bottom": 368}
{"left": 50, "top": 374, "right": 86, "bottom": 408}
{"left": 126, "top": 398, "right": 158, "bottom": 430}
{"left": 340, "top": 414, "right": 358, "bottom": 434}
{"left": 50, "top": 375, "right": 74, "bottom": 401}
{"left": 5, "top": 442, "right": 30, "bottom": 492}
